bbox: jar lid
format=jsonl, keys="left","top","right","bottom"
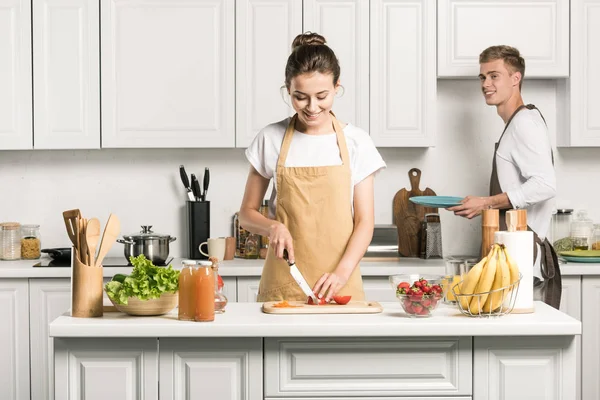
{"left": 123, "top": 226, "right": 172, "bottom": 240}
{"left": 21, "top": 224, "right": 40, "bottom": 229}
{"left": 198, "top": 261, "right": 212, "bottom": 266}
{"left": 0, "top": 222, "right": 20, "bottom": 230}
{"left": 555, "top": 209, "right": 574, "bottom": 214}
{"left": 181, "top": 259, "right": 196, "bottom": 266}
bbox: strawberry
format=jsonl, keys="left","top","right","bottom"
{"left": 418, "top": 307, "right": 430, "bottom": 316}
{"left": 420, "top": 278, "right": 429, "bottom": 286}
{"left": 406, "top": 288, "right": 414, "bottom": 296}
{"left": 398, "top": 281, "right": 410, "bottom": 290}
{"left": 404, "top": 303, "right": 414, "bottom": 314}
{"left": 421, "top": 298, "right": 432, "bottom": 307}
{"left": 411, "top": 303, "right": 424, "bottom": 314}
{"left": 410, "top": 290, "right": 423, "bottom": 302}
{"left": 413, "top": 281, "right": 422, "bottom": 289}
{"left": 422, "top": 285, "right": 432, "bottom": 294}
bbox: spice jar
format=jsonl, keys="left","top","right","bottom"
{"left": 20, "top": 224, "right": 41, "bottom": 259}
{"left": 178, "top": 260, "right": 196, "bottom": 321}
{"left": 571, "top": 210, "right": 593, "bottom": 251}
{"left": 245, "top": 233, "right": 260, "bottom": 259}
{"left": 592, "top": 224, "right": 600, "bottom": 251}
{"left": 551, "top": 209, "right": 574, "bottom": 252}
{"left": 1, "top": 223, "right": 21, "bottom": 260}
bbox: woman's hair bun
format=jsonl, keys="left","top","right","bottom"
{"left": 291, "top": 32, "right": 327, "bottom": 50}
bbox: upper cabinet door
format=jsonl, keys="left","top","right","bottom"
{"left": 33, "top": 0, "right": 100, "bottom": 149}
{"left": 370, "top": 0, "right": 436, "bottom": 147}
{"left": 101, "top": 0, "right": 234, "bottom": 148}
{"left": 0, "top": 0, "right": 32, "bottom": 150}
{"left": 558, "top": 0, "right": 600, "bottom": 147}
{"left": 236, "top": 0, "right": 301, "bottom": 148}
{"left": 437, "top": 0, "right": 569, "bottom": 78}
{"left": 304, "top": 0, "right": 369, "bottom": 132}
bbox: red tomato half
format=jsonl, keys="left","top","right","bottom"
{"left": 307, "top": 296, "right": 327, "bottom": 305}
{"left": 332, "top": 295, "right": 352, "bottom": 305}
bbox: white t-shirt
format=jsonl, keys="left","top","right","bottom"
{"left": 496, "top": 108, "right": 556, "bottom": 280}
{"left": 245, "top": 117, "right": 387, "bottom": 218}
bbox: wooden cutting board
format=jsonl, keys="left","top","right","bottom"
{"left": 392, "top": 168, "right": 438, "bottom": 257}
{"left": 262, "top": 301, "right": 383, "bottom": 314}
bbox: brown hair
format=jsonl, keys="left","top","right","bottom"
{"left": 284, "top": 32, "right": 340, "bottom": 89}
{"left": 479, "top": 45, "right": 526, "bottom": 89}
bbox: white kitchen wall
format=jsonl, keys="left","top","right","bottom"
{"left": 1, "top": 80, "right": 599, "bottom": 259}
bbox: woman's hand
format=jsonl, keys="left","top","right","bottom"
{"left": 268, "top": 222, "right": 295, "bottom": 262}
{"left": 312, "top": 268, "right": 351, "bottom": 302}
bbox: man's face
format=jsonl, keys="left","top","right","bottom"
{"left": 478, "top": 59, "right": 521, "bottom": 106}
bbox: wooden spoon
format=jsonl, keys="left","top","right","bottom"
{"left": 86, "top": 218, "right": 101, "bottom": 267}
{"left": 94, "top": 214, "right": 121, "bottom": 268}
{"left": 79, "top": 218, "right": 88, "bottom": 264}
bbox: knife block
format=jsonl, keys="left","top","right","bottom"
{"left": 187, "top": 200, "right": 210, "bottom": 259}
{"left": 71, "top": 248, "right": 103, "bottom": 318}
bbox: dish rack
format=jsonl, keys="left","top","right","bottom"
{"left": 451, "top": 273, "right": 522, "bottom": 318}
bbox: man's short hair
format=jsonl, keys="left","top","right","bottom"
{"left": 479, "top": 45, "right": 526, "bottom": 90}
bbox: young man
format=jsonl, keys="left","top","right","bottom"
{"left": 448, "top": 45, "right": 561, "bottom": 308}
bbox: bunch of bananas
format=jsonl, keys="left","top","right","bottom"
{"left": 457, "top": 243, "right": 520, "bottom": 315}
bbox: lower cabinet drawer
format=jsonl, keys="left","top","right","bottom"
{"left": 264, "top": 337, "right": 472, "bottom": 397}
{"left": 265, "top": 397, "right": 472, "bottom": 400}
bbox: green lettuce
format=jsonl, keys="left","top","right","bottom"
{"left": 104, "top": 255, "right": 180, "bottom": 305}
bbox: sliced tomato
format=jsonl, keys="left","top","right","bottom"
{"left": 307, "top": 296, "right": 327, "bottom": 305}
{"left": 332, "top": 295, "right": 352, "bottom": 305}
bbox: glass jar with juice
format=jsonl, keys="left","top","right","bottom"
{"left": 195, "top": 261, "right": 215, "bottom": 322}
{"left": 178, "top": 260, "right": 197, "bottom": 321}
{"left": 443, "top": 256, "right": 478, "bottom": 304}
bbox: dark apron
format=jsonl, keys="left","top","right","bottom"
{"left": 489, "top": 104, "right": 562, "bottom": 309}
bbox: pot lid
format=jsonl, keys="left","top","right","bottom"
{"left": 123, "top": 226, "right": 172, "bottom": 240}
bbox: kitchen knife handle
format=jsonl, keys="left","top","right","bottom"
{"left": 282, "top": 249, "right": 293, "bottom": 266}
{"left": 179, "top": 165, "right": 190, "bottom": 189}
{"left": 191, "top": 174, "right": 201, "bottom": 201}
{"left": 202, "top": 167, "right": 210, "bottom": 201}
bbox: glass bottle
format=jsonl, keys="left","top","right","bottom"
{"left": 1, "top": 222, "right": 21, "bottom": 260}
{"left": 592, "top": 224, "right": 600, "bottom": 251}
{"left": 244, "top": 233, "right": 259, "bottom": 259}
{"left": 571, "top": 210, "right": 593, "bottom": 250}
{"left": 194, "top": 262, "right": 215, "bottom": 322}
{"left": 178, "top": 260, "right": 196, "bottom": 321}
{"left": 20, "top": 224, "right": 41, "bottom": 260}
{"left": 210, "top": 259, "right": 228, "bottom": 313}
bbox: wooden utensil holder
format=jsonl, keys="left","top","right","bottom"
{"left": 481, "top": 209, "right": 500, "bottom": 258}
{"left": 71, "top": 248, "right": 103, "bottom": 318}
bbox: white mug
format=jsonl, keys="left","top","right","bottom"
{"left": 199, "top": 237, "right": 226, "bottom": 260}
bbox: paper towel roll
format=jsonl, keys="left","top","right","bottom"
{"left": 494, "top": 231, "right": 534, "bottom": 313}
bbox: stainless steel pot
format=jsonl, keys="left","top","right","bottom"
{"left": 117, "top": 226, "right": 176, "bottom": 265}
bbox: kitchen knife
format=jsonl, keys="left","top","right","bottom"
{"left": 179, "top": 165, "right": 196, "bottom": 201}
{"left": 202, "top": 167, "right": 210, "bottom": 201}
{"left": 191, "top": 174, "right": 201, "bottom": 201}
{"left": 283, "top": 249, "right": 320, "bottom": 304}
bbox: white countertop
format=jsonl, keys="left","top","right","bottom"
{"left": 49, "top": 301, "right": 580, "bottom": 338}
{"left": 1, "top": 256, "right": 598, "bottom": 278}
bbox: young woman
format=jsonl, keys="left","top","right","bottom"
{"left": 239, "top": 32, "right": 386, "bottom": 302}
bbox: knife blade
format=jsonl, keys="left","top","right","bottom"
{"left": 179, "top": 165, "right": 195, "bottom": 201}
{"left": 202, "top": 167, "right": 210, "bottom": 201}
{"left": 190, "top": 173, "right": 201, "bottom": 201}
{"left": 283, "top": 250, "right": 319, "bottom": 304}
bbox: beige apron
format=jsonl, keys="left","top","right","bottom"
{"left": 256, "top": 113, "right": 365, "bottom": 302}
{"left": 489, "top": 104, "right": 562, "bottom": 309}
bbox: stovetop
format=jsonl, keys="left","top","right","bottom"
{"left": 33, "top": 257, "right": 174, "bottom": 268}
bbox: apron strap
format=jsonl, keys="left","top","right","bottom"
{"left": 276, "top": 115, "right": 298, "bottom": 171}
{"left": 533, "top": 233, "right": 562, "bottom": 309}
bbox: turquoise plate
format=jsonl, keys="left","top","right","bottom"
{"left": 561, "top": 255, "right": 600, "bottom": 263}
{"left": 409, "top": 196, "right": 463, "bottom": 209}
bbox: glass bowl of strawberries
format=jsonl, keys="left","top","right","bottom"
{"left": 389, "top": 274, "right": 444, "bottom": 317}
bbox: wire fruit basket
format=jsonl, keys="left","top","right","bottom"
{"left": 451, "top": 273, "right": 522, "bottom": 317}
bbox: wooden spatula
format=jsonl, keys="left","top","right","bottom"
{"left": 94, "top": 214, "right": 121, "bottom": 268}
{"left": 79, "top": 218, "right": 88, "bottom": 264}
{"left": 86, "top": 218, "right": 101, "bottom": 267}
{"left": 62, "top": 209, "right": 81, "bottom": 249}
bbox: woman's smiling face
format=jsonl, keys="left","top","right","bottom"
{"left": 289, "top": 71, "right": 339, "bottom": 132}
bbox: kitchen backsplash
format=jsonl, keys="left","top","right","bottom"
{"left": 1, "top": 80, "right": 599, "bottom": 259}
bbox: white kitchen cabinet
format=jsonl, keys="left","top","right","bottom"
{"left": 237, "top": 277, "right": 261, "bottom": 302}
{"left": 265, "top": 337, "right": 472, "bottom": 397}
{"left": 101, "top": 0, "right": 234, "bottom": 148}
{"left": 236, "top": 0, "right": 300, "bottom": 148}
{"left": 557, "top": 0, "right": 600, "bottom": 147}
{"left": 304, "top": 0, "right": 369, "bottom": 131}
{"left": 437, "top": 0, "right": 569, "bottom": 78}
{"left": 54, "top": 338, "right": 158, "bottom": 400}
{"left": 222, "top": 276, "right": 237, "bottom": 302}
{"left": 370, "top": 0, "right": 436, "bottom": 147}
{"left": 474, "top": 336, "right": 577, "bottom": 400}
{"left": 0, "top": 0, "right": 32, "bottom": 150}
{"left": 0, "top": 279, "right": 30, "bottom": 400}
{"left": 159, "top": 338, "right": 263, "bottom": 400}
{"left": 33, "top": 0, "right": 100, "bottom": 149}
{"left": 362, "top": 276, "right": 397, "bottom": 301}
{"left": 582, "top": 276, "right": 600, "bottom": 400}
{"left": 560, "top": 276, "right": 582, "bottom": 320}
{"left": 29, "top": 279, "right": 71, "bottom": 400}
